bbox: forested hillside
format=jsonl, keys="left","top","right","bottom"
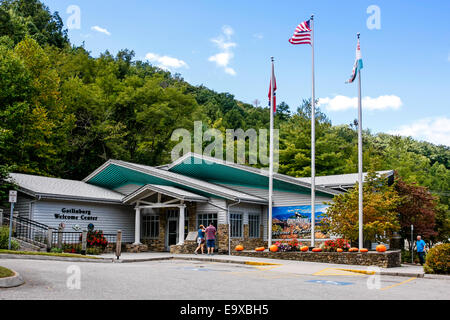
{"left": 0, "top": 0, "right": 449, "bottom": 212}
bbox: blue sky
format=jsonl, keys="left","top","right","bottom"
{"left": 43, "top": 0, "right": 450, "bottom": 146}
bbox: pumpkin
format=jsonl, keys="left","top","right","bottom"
{"left": 336, "top": 248, "right": 343, "bottom": 253}
{"left": 311, "top": 248, "right": 322, "bottom": 252}
{"left": 269, "top": 245, "right": 278, "bottom": 252}
{"left": 255, "top": 247, "right": 265, "bottom": 252}
{"left": 235, "top": 245, "right": 244, "bottom": 251}
{"left": 376, "top": 244, "right": 387, "bottom": 252}
{"left": 359, "top": 248, "right": 368, "bottom": 253}
{"left": 349, "top": 247, "right": 359, "bottom": 252}
{"left": 300, "top": 246, "right": 309, "bottom": 252}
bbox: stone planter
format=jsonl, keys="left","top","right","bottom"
{"left": 231, "top": 250, "right": 402, "bottom": 268}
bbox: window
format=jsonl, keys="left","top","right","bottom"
{"left": 230, "top": 213, "right": 243, "bottom": 238}
{"left": 142, "top": 214, "right": 159, "bottom": 239}
{"left": 248, "top": 213, "right": 260, "bottom": 238}
{"left": 197, "top": 213, "right": 217, "bottom": 229}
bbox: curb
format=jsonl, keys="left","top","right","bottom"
{"left": 0, "top": 253, "right": 113, "bottom": 263}
{"left": 0, "top": 270, "right": 24, "bottom": 288}
{"left": 423, "top": 274, "right": 450, "bottom": 280}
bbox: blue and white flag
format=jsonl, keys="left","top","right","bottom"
{"left": 346, "top": 37, "right": 363, "bottom": 83}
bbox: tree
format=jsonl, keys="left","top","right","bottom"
{"left": 0, "top": 0, "right": 69, "bottom": 48}
{"left": 320, "top": 171, "right": 401, "bottom": 244}
{"left": 394, "top": 173, "right": 447, "bottom": 249}
{"left": 0, "top": 164, "right": 16, "bottom": 206}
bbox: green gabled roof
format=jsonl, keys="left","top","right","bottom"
{"left": 83, "top": 160, "right": 267, "bottom": 204}
{"left": 167, "top": 153, "right": 340, "bottom": 198}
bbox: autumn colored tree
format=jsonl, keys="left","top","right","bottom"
{"left": 320, "top": 171, "right": 401, "bottom": 244}
{"left": 394, "top": 173, "right": 438, "bottom": 248}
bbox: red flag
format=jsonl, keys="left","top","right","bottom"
{"left": 268, "top": 73, "right": 277, "bottom": 113}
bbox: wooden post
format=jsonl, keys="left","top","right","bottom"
{"left": 81, "top": 230, "right": 87, "bottom": 255}
{"left": 47, "top": 228, "right": 53, "bottom": 252}
{"left": 116, "top": 230, "right": 122, "bottom": 260}
{"left": 0, "top": 209, "right": 3, "bottom": 225}
{"left": 57, "top": 225, "right": 63, "bottom": 249}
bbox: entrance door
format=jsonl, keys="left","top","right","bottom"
{"left": 167, "top": 219, "right": 178, "bottom": 249}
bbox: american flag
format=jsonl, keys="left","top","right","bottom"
{"left": 288, "top": 20, "right": 312, "bottom": 45}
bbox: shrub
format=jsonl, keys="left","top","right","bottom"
{"left": 424, "top": 243, "right": 450, "bottom": 274}
{"left": 86, "top": 247, "right": 102, "bottom": 255}
{"left": 50, "top": 247, "right": 63, "bottom": 253}
{"left": 0, "top": 226, "right": 19, "bottom": 250}
{"left": 322, "top": 238, "right": 351, "bottom": 252}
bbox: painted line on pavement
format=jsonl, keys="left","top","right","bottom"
{"left": 312, "top": 268, "right": 366, "bottom": 276}
{"left": 380, "top": 277, "right": 416, "bottom": 291}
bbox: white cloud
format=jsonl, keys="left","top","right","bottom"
{"left": 209, "top": 25, "right": 237, "bottom": 76}
{"left": 389, "top": 117, "right": 450, "bottom": 146}
{"left": 253, "top": 33, "right": 264, "bottom": 40}
{"left": 145, "top": 53, "right": 188, "bottom": 70}
{"left": 318, "top": 95, "right": 402, "bottom": 111}
{"left": 91, "top": 26, "right": 111, "bottom": 36}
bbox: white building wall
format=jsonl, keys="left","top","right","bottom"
{"left": 196, "top": 198, "right": 227, "bottom": 224}
{"left": 31, "top": 199, "right": 135, "bottom": 242}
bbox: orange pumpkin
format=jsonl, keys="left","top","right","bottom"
{"left": 269, "top": 245, "right": 278, "bottom": 252}
{"left": 336, "top": 248, "right": 343, "bottom": 253}
{"left": 255, "top": 247, "right": 265, "bottom": 252}
{"left": 376, "top": 244, "right": 387, "bottom": 252}
{"left": 349, "top": 247, "right": 359, "bottom": 252}
{"left": 311, "top": 248, "right": 322, "bottom": 252}
{"left": 235, "top": 245, "right": 244, "bottom": 251}
{"left": 359, "top": 248, "right": 368, "bottom": 253}
{"left": 300, "top": 246, "right": 309, "bottom": 252}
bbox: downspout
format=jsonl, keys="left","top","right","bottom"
{"left": 207, "top": 199, "right": 241, "bottom": 255}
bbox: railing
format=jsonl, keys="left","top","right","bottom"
{"left": 51, "top": 231, "right": 117, "bottom": 254}
{"left": 3, "top": 215, "right": 49, "bottom": 248}
{"left": 52, "top": 231, "right": 82, "bottom": 253}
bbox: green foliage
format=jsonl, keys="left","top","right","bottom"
{"left": 320, "top": 171, "right": 401, "bottom": 243}
{"left": 49, "top": 247, "right": 62, "bottom": 253}
{"left": 0, "top": 226, "right": 19, "bottom": 250}
{"left": 0, "top": 0, "right": 69, "bottom": 47}
{"left": 424, "top": 243, "right": 450, "bottom": 274}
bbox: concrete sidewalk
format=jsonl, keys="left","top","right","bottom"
{"left": 96, "top": 251, "right": 437, "bottom": 279}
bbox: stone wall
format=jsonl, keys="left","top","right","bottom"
{"left": 217, "top": 224, "right": 265, "bottom": 254}
{"left": 231, "top": 250, "right": 402, "bottom": 268}
{"left": 170, "top": 240, "right": 198, "bottom": 254}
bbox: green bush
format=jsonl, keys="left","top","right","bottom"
{"left": 424, "top": 243, "right": 450, "bottom": 274}
{"left": 0, "top": 226, "right": 18, "bottom": 250}
{"left": 86, "top": 247, "right": 102, "bottom": 255}
{"left": 50, "top": 247, "right": 63, "bottom": 253}
{"left": 10, "top": 239, "right": 19, "bottom": 250}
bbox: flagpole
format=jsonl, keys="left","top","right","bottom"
{"left": 310, "top": 14, "right": 316, "bottom": 248}
{"left": 268, "top": 57, "right": 274, "bottom": 249}
{"left": 357, "top": 33, "right": 364, "bottom": 250}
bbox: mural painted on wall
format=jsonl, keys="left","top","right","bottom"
{"left": 272, "top": 205, "right": 330, "bottom": 240}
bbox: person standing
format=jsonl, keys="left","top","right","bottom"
{"left": 194, "top": 225, "right": 205, "bottom": 255}
{"left": 415, "top": 235, "right": 427, "bottom": 265}
{"left": 205, "top": 222, "right": 216, "bottom": 256}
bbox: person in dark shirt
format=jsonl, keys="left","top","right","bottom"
{"left": 205, "top": 222, "right": 217, "bottom": 255}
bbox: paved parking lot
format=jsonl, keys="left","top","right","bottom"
{"left": 1, "top": 258, "right": 449, "bottom": 300}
